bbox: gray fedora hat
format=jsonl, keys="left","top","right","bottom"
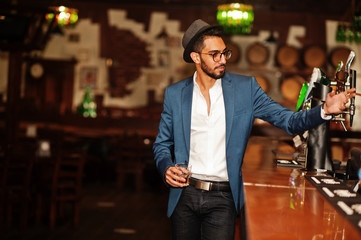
{"left": 182, "top": 19, "right": 223, "bottom": 63}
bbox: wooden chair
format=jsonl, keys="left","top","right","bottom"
{"left": 35, "top": 132, "right": 87, "bottom": 228}
{"left": 48, "top": 149, "right": 86, "bottom": 228}
{"left": 114, "top": 134, "right": 146, "bottom": 191}
{"left": 0, "top": 144, "right": 6, "bottom": 229}
{"left": 3, "top": 140, "right": 36, "bottom": 228}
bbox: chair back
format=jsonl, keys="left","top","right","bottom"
{"left": 5, "top": 141, "right": 36, "bottom": 198}
{"left": 52, "top": 149, "right": 86, "bottom": 200}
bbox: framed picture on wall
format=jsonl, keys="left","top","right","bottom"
{"left": 158, "top": 50, "right": 170, "bottom": 67}
{"left": 80, "top": 66, "right": 97, "bottom": 89}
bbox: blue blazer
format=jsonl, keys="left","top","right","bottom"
{"left": 153, "top": 72, "right": 325, "bottom": 217}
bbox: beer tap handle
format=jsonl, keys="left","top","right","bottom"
{"left": 350, "top": 69, "right": 356, "bottom": 127}
{"left": 334, "top": 61, "right": 343, "bottom": 80}
{"left": 345, "top": 51, "right": 355, "bottom": 89}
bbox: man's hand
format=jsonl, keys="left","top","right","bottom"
{"left": 165, "top": 166, "right": 189, "bottom": 187}
{"left": 323, "top": 88, "right": 356, "bottom": 115}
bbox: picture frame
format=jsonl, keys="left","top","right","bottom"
{"left": 158, "top": 50, "right": 170, "bottom": 67}
{"left": 80, "top": 66, "right": 97, "bottom": 89}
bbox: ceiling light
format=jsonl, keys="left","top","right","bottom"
{"left": 45, "top": 6, "right": 78, "bottom": 27}
{"left": 217, "top": 3, "right": 254, "bottom": 34}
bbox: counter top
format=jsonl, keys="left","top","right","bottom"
{"left": 242, "top": 138, "right": 361, "bottom": 240}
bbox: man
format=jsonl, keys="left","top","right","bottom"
{"left": 153, "top": 19, "right": 355, "bottom": 240}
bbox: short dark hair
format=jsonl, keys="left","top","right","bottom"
{"left": 192, "top": 27, "right": 223, "bottom": 53}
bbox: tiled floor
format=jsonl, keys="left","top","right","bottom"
{"left": 0, "top": 136, "right": 284, "bottom": 240}
{"left": 1, "top": 183, "right": 171, "bottom": 240}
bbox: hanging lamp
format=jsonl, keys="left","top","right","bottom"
{"left": 217, "top": 3, "right": 254, "bottom": 34}
{"left": 45, "top": 5, "right": 78, "bottom": 27}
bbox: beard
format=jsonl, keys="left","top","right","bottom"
{"left": 200, "top": 57, "right": 226, "bottom": 79}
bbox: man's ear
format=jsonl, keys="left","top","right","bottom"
{"left": 190, "top": 52, "right": 200, "bottom": 63}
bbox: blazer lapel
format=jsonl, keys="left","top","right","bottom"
{"left": 222, "top": 74, "right": 234, "bottom": 147}
{"left": 181, "top": 78, "right": 193, "bottom": 154}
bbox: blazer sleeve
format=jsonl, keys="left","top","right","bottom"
{"left": 251, "top": 77, "right": 326, "bottom": 134}
{"left": 153, "top": 87, "right": 175, "bottom": 184}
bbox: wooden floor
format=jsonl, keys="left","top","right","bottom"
{"left": 0, "top": 136, "right": 287, "bottom": 240}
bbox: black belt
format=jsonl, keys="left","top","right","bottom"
{"left": 189, "top": 178, "right": 231, "bottom": 192}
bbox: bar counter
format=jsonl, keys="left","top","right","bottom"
{"left": 242, "top": 137, "right": 361, "bottom": 240}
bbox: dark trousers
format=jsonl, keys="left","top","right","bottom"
{"left": 171, "top": 185, "right": 237, "bottom": 240}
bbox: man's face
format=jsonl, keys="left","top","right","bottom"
{"left": 199, "top": 36, "right": 227, "bottom": 79}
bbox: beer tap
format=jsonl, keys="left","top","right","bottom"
{"left": 332, "top": 61, "right": 347, "bottom": 131}
{"left": 298, "top": 51, "right": 356, "bottom": 131}
{"left": 332, "top": 51, "right": 356, "bottom": 131}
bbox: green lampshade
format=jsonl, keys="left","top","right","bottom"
{"left": 46, "top": 6, "right": 79, "bottom": 27}
{"left": 217, "top": 3, "right": 254, "bottom": 34}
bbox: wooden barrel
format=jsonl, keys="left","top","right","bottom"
{"left": 226, "top": 41, "right": 241, "bottom": 64}
{"left": 254, "top": 75, "right": 270, "bottom": 93}
{"left": 276, "top": 45, "right": 299, "bottom": 68}
{"left": 329, "top": 47, "right": 352, "bottom": 69}
{"left": 280, "top": 75, "right": 305, "bottom": 101}
{"left": 303, "top": 45, "right": 326, "bottom": 68}
{"left": 246, "top": 42, "right": 269, "bottom": 66}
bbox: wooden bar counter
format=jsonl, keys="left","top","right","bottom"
{"left": 242, "top": 137, "right": 361, "bottom": 240}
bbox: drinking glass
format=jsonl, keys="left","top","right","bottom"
{"left": 175, "top": 163, "right": 192, "bottom": 186}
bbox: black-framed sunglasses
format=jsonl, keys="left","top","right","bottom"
{"left": 198, "top": 49, "right": 232, "bottom": 62}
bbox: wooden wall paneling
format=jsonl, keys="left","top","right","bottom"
{"left": 45, "top": 59, "right": 76, "bottom": 115}
{"left": 24, "top": 59, "right": 76, "bottom": 117}
{"left": 304, "top": 13, "right": 327, "bottom": 46}
{"left": 44, "top": 75, "right": 59, "bottom": 108}
{"left": 6, "top": 52, "right": 23, "bottom": 146}
{"left": 60, "top": 60, "right": 77, "bottom": 115}
{"left": 24, "top": 65, "right": 44, "bottom": 112}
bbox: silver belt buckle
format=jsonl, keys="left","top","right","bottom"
{"left": 196, "top": 180, "right": 212, "bottom": 191}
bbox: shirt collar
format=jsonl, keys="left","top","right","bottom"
{"left": 192, "top": 71, "right": 222, "bottom": 90}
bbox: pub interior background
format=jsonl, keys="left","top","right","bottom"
{"left": 1, "top": 0, "right": 361, "bottom": 239}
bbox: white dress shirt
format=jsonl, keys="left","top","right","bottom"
{"left": 188, "top": 72, "right": 228, "bottom": 182}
